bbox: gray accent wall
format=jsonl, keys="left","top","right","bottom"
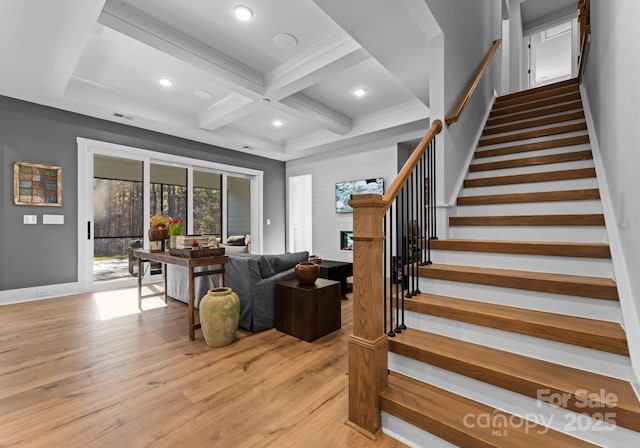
{"left": 0, "top": 96, "right": 286, "bottom": 291}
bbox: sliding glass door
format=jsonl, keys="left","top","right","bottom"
{"left": 92, "top": 154, "right": 145, "bottom": 283}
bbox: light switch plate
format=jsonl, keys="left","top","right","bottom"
{"left": 23, "top": 215, "right": 37, "bottom": 225}
{"left": 43, "top": 214, "right": 64, "bottom": 225}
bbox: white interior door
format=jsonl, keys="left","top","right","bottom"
{"left": 288, "top": 174, "right": 313, "bottom": 253}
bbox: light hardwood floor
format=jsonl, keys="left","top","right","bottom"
{"left": 0, "top": 285, "right": 406, "bottom": 448}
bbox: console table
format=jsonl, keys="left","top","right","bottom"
{"left": 133, "top": 249, "right": 228, "bottom": 341}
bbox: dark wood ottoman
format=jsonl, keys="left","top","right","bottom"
{"left": 275, "top": 278, "right": 341, "bottom": 342}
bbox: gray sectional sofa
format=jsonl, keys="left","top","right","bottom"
{"left": 166, "top": 250, "right": 309, "bottom": 332}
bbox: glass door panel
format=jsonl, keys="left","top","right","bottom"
{"left": 227, "top": 176, "right": 251, "bottom": 238}
{"left": 193, "top": 170, "right": 222, "bottom": 238}
{"left": 150, "top": 163, "right": 188, "bottom": 226}
{"left": 93, "top": 155, "right": 144, "bottom": 282}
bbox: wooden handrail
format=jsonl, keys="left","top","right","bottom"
{"left": 577, "top": 0, "right": 591, "bottom": 81}
{"left": 382, "top": 119, "right": 443, "bottom": 211}
{"left": 445, "top": 39, "right": 502, "bottom": 126}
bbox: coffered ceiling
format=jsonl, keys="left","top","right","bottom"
{"left": 0, "top": 0, "right": 432, "bottom": 161}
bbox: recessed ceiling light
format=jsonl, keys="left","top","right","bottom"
{"left": 194, "top": 90, "right": 213, "bottom": 100}
{"left": 273, "top": 120, "right": 283, "bottom": 127}
{"left": 354, "top": 88, "right": 367, "bottom": 97}
{"left": 158, "top": 78, "right": 174, "bottom": 88}
{"left": 234, "top": 5, "right": 253, "bottom": 21}
{"left": 273, "top": 33, "right": 298, "bottom": 50}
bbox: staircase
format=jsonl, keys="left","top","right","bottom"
{"left": 380, "top": 79, "right": 640, "bottom": 447}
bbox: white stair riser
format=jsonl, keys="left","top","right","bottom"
{"left": 388, "top": 354, "right": 640, "bottom": 447}
{"left": 478, "top": 130, "right": 589, "bottom": 152}
{"left": 481, "top": 119, "right": 586, "bottom": 139}
{"left": 382, "top": 414, "right": 457, "bottom": 448}
{"left": 401, "top": 311, "right": 632, "bottom": 380}
{"left": 467, "top": 159, "right": 595, "bottom": 179}
{"left": 460, "top": 178, "right": 599, "bottom": 196}
{"left": 415, "top": 278, "right": 621, "bottom": 322}
{"left": 449, "top": 225, "right": 608, "bottom": 243}
{"left": 485, "top": 107, "right": 584, "bottom": 130}
{"left": 475, "top": 143, "right": 591, "bottom": 164}
{"left": 429, "top": 249, "right": 613, "bottom": 277}
{"left": 453, "top": 200, "right": 603, "bottom": 217}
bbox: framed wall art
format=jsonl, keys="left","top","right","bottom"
{"left": 13, "top": 161, "right": 62, "bottom": 206}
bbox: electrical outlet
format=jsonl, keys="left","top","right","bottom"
{"left": 23, "top": 215, "right": 37, "bottom": 224}
{"left": 36, "top": 289, "right": 50, "bottom": 297}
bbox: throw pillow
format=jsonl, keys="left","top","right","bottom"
{"left": 271, "top": 252, "right": 308, "bottom": 273}
{"left": 225, "top": 235, "right": 246, "bottom": 246}
{"left": 256, "top": 256, "right": 276, "bottom": 278}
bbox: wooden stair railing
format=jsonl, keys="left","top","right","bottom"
{"left": 347, "top": 118, "right": 442, "bottom": 438}
{"left": 445, "top": 39, "right": 501, "bottom": 125}
{"left": 578, "top": 0, "right": 591, "bottom": 80}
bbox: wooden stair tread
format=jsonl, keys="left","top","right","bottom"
{"left": 490, "top": 92, "right": 582, "bottom": 118}
{"left": 457, "top": 189, "right": 600, "bottom": 205}
{"left": 474, "top": 135, "right": 590, "bottom": 159}
{"left": 430, "top": 239, "right": 611, "bottom": 258}
{"left": 449, "top": 214, "right": 605, "bottom": 227}
{"left": 483, "top": 111, "right": 585, "bottom": 136}
{"left": 469, "top": 150, "right": 593, "bottom": 172}
{"left": 479, "top": 122, "right": 587, "bottom": 147}
{"left": 494, "top": 84, "right": 580, "bottom": 109}
{"left": 496, "top": 79, "right": 579, "bottom": 103}
{"left": 417, "top": 263, "right": 618, "bottom": 300}
{"left": 464, "top": 168, "right": 596, "bottom": 188}
{"left": 404, "top": 293, "right": 627, "bottom": 355}
{"left": 382, "top": 372, "right": 599, "bottom": 448}
{"left": 486, "top": 101, "right": 583, "bottom": 127}
{"left": 389, "top": 330, "right": 638, "bottom": 431}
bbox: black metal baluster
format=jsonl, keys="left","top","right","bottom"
{"left": 383, "top": 213, "right": 388, "bottom": 335}
{"left": 406, "top": 170, "right": 414, "bottom": 299}
{"left": 432, "top": 139, "right": 438, "bottom": 240}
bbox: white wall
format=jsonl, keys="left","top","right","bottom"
{"left": 583, "top": 0, "right": 640, "bottom": 379}
{"left": 423, "top": 0, "right": 502, "bottom": 203}
{"left": 508, "top": 0, "right": 525, "bottom": 93}
{"left": 286, "top": 145, "right": 398, "bottom": 262}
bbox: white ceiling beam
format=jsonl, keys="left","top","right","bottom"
{"left": 284, "top": 99, "right": 428, "bottom": 153}
{"left": 0, "top": 0, "right": 106, "bottom": 98}
{"left": 98, "top": 0, "right": 264, "bottom": 98}
{"left": 277, "top": 93, "right": 352, "bottom": 135}
{"left": 264, "top": 32, "right": 369, "bottom": 100}
{"left": 198, "top": 93, "right": 261, "bottom": 131}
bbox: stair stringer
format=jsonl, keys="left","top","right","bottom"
{"left": 581, "top": 85, "right": 640, "bottom": 395}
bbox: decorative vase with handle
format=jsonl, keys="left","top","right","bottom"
{"left": 295, "top": 262, "right": 319, "bottom": 286}
{"left": 199, "top": 287, "right": 240, "bottom": 347}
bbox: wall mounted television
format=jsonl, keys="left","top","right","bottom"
{"left": 335, "top": 177, "right": 384, "bottom": 213}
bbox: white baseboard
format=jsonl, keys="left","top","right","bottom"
{"left": 0, "top": 282, "right": 81, "bottom": 306}
{"left": 580, "top": 84, "right": 640, "bottom": 394}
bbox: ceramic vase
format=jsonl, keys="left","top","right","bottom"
{"left": 199, "top": 287, "right": 240, "bottom": 347}
{"left": 295, "top": 262, "right": 319, "bottom": 286}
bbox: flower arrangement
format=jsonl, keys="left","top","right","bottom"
{"left": 168, "top": 218, "right": 184, "bottom": 236}
{"left": 150, "top": 214, "right": 167, "bottom": 228}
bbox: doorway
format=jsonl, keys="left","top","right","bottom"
{"left": 527, "top": 19, "right": 578, "bottom": 88}
{"left": 288, "top": 174, "right": 313, "bottom": 253}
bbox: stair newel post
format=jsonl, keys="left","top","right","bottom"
{"left": 347, "top": 193, "right": 389, "bottom": 438}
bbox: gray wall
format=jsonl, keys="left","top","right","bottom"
{"left": 424, "top": 0, "right": 502, "bottom": 203}
{"left": 0, "top": 96, "right": 285, "bottom": 291}
{"left": 583, "top": 1, "right": 640, "bottom": 327}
